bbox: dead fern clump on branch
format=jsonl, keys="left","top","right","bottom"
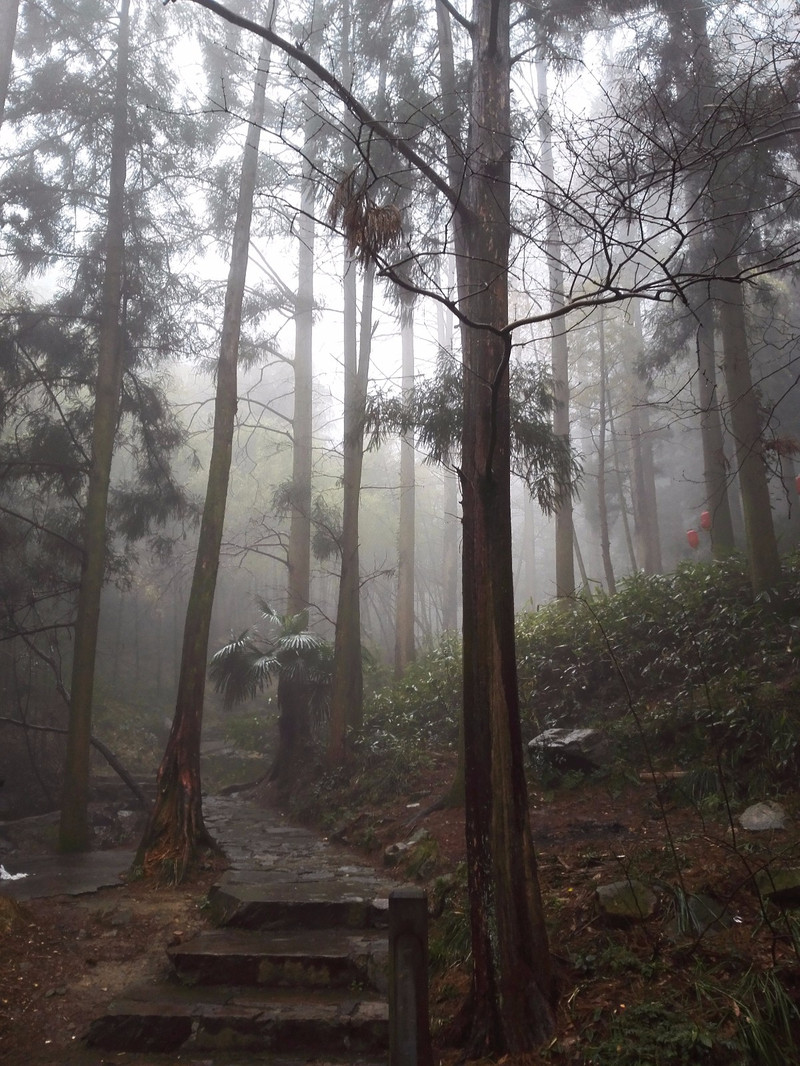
{"left": 763, "top": 435, "right": 800, "bottom": 457}
{"left": 329, "top": 169, "right": 402, "bottom": 264}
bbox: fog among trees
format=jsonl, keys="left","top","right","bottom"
{"left": 2, "top": 0, "right": 800, "bottom": 1053}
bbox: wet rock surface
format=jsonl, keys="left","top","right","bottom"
{"left": 528, "top": 727, "right": 615, "bottom": 774}
{"left": 86, "top": 795, "right": 400, "bottom": 1060}
{"left": 595, "top": 878, "right": 658, "bottom": 922}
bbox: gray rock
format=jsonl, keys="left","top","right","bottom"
{"left": 528, "top": 727, "right": 615, "bottom": 774}
{"left": 738, "top": 801, "right": 787, "bottom": 832}
{"left": 596, "top": 879, "right": 657, "bottom": 921}
{"left": 384, "top": 827, "right": 431, "bottom": 866}
{"left": 383, "top": 842, "right": 410, "bottom": 865}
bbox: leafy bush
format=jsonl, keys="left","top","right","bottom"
{"left": 294, "top": 555, "right": 800, "bottom": 826}
{"left": 363, "top": 633, "right": 462, "bottom": 755}
{"left": 627, "top": 669, "right": 800, "bottom": 798}
{"left": 516, "top": 554, "right": 800, "bottom": 741}
{"left": 223, "top": 709, "right": 275, "bottom": 753}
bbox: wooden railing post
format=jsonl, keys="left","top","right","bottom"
{"left": 389, "top": 886, "right": 433, "bottom": 1066}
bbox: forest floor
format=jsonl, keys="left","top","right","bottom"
{"left": 0, "top": 754, "right": 798, "bottom": 1065}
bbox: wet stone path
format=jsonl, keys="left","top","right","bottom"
{"left": 203, "top": 795, "right": 391, "bottom": 886}
{"left": 84, "top": 795, "right": 402, "bottom": 1064}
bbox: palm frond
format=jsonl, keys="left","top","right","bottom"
{"left": 209, "top": 629, "right": 269, "bottom": 710}
{"left": 255, "top": 598, "right": 281, "bottom": 625}
{"left": 251, "top": 653, "right": 280, "bottom": 686}
{"left": 277, "top": 631, "right": 325, "bottom": 654}
{"left": 255, "top": 599, "right": 310, "bottom": 638}
{"left": 208, "top": 598, "right": 334, "bottom": 718}
{"left": 211, "top": 628, "right": 257, "bottom": 655}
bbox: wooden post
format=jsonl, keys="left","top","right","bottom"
{"left": 389, "top": 886, "right": 433, "bottom": 1066}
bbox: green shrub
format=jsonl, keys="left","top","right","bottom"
{"left": 515, "top": 555, "right": 800, "bottom": 741}
{"left": 223, "top": 708, "right": 275, "bottom": 753}
{"left": 363, "top": 633, "right": 461, "bottom": 754}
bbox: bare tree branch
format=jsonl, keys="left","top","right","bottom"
{"left": 0, "top": 716, "right": 150, "bottom": 810}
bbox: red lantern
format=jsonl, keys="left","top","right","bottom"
{"left": 687, "top": 528, "right": 700, "bottom": 550}
{"left": 700, "top": 510, "right": 711, "bottom": 531}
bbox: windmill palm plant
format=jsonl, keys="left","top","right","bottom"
{"left": 209, "top": 601, "right": 333, "bottom": 791}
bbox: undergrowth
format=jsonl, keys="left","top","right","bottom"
{"left": 289, "top": 554, "right": 800, "bottom": 1065}
{"left": 309, "top": 553, "right": 800, "bottom": 808}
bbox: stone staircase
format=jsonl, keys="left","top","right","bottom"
{"left": 85, "top": 797, "right": 399, "bottom": 1061}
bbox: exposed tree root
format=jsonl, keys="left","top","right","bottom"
{"left": 134, "top": 766, "right": 224, "bottom": 885}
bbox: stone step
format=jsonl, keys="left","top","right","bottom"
{"left": 169, "top": 927, "right": 389, "bottom": 993}
{"left": 209, "top": 874, "right": 392, "bottom": 931}
{"left": 85, "top": 982, "right": 389, "bottom": 1056}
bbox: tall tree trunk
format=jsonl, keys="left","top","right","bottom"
{"left": 573, "top": 527, "right": 590, "bottom": 594}
{"left": 521, "top": 489, "right": 537, "bottom": 605}
{"left": 432, "top": 0, "right": 467, "bottom": 811}
{"left": 436, "top": 287, "right": 460, "bottom": 631}
{"left": 328, "top": 0, "right": 390, "bottom": 762}
{"left": 677, "top": 0, "right": 736, "bottom": 559}
{"left": 536, "top": 48, "right": 574, "bottom": 599}
{"left": 327, "top": 259, "right": 374, "bottom": 764}
{"left": 681, "top": 0, "right": 771, "bottom": 584}
{"left": 433, "top": 4, "right": 462, "bottom": 637}
{"left": 457, "top": 0, "right": 556, "bottom": 1051}
{"left": 0, "top": 0, "right": 19, "bottom": 128}
{"left": 717, "top": 269, "right": 781, "bottom": 592}
{"left": 327, "top": 0, "right": 359, "bottom": 767}
{"left": 269, "top": 672, "right": 314, "bottom": 793}
{"left": 607, "top": 386, "right": 638, "bottom": 572}
{"left": 59, "top": 0, "right": 130, "bottom": 853}
{"left": 395, "top": 295, "right": 416, "bottom": 676}
{"left": 707, "top": 121, "right": 779, "bottom": 589}
{"left": 136, "top": 24, "right": 273, "bottom": 880}
{"left": 628, "top": 301, "right": 662, "bottom": 574}
{"left": 696, "top": 290, "right": 736, "bottom": 556}
{"left": 286, "top": 2, "right": 324, "bottom": 618}
{"left": 597, "top": 309, "right": 616, "bottom": 594}
{"left": 778, "top": 453, "right": 800, "bottom": 550}
{"left": 435, "top": 247, "right": 464, "bottom": 810}
{"left": 442, "top": 470, "right": 460, "bottom": 630}
{"left": 183, "top": 0, "right": 555, "bottom": 1045}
